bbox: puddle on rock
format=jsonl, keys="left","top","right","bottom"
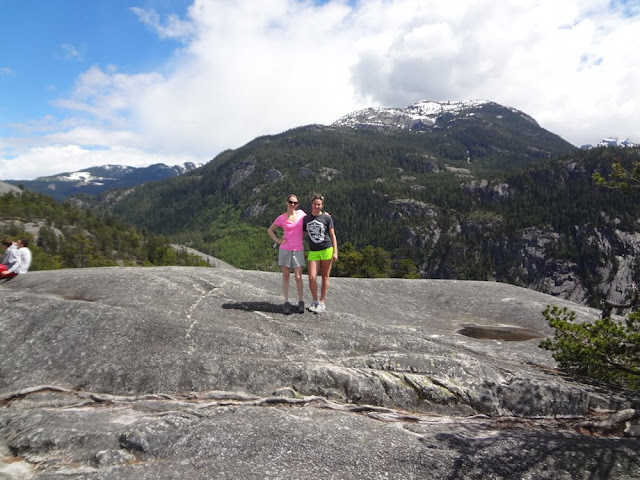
{"left": 456, "top": 324, "right": 544, "bottom": 341}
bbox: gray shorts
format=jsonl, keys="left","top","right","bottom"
{"left": 278, "top": 249, "right": 305, "bottom": 269}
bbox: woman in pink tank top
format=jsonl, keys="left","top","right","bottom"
{"left": 267, "top": 194, "right": 306, "bottom": 314}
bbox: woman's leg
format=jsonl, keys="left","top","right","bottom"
{"left": 307, "top": 260, "right": 319, "bottom": 302}
{"left": 319, "top": 259, "right": 333, "bottom": 302}
{"left": 293, "top": 266, "right": 304, "bottom": 301}
{"left": 281, "top": 266, "right": 291, "bottom": 301}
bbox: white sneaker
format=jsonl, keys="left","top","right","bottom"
{"left": 314, "top": 302, "right": 326, "bottom": 314}
{"left": 307, "top": 301, "right": 319, "bottom": 312}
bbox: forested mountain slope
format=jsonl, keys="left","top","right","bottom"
{"left": 0, "top": 186, "right": 207, "bottom": 269}
{"left": 87, "top": 101, "right": 639, "bottom": 309}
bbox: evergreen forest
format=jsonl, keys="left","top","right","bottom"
{"left": 0, "top": 190, "right": 209, "bottom": 270}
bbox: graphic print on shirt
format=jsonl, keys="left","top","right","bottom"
{"left": 306, "top": 218, "right": 326, "bottom": 244}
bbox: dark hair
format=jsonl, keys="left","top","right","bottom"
{"left": 19, "top": 238, "right": 29, "bottom": 247}
{"left": 1, "top": 239, "right": 13, "bottom": 247}
{"left": 311, "top": 194, "right": 324, "bottom": 202}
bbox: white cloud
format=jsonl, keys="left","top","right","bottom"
{"left": 52, "top": 66, "right": 166, "bottom": 129}
{"left": 349, "top": 0, "right": 640, "bottom": 144}
{"left": 0, "top": 67, "right": 15, "bottom": 78}
{"left": 53, "top": 43, "right": 87, "bottom": 62}
{"left": 2, "top": 0, "right": 640, "bottom": 180}
{"left": 130, "top": 7, "right": 195, "bottom": 40}
{"left": 130, "top": 0, "right": 359, "bottom": 154}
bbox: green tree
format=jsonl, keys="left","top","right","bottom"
{"left": 593, "top": 157, "right": 640, "bottom": 191}
{"left": 394, "top": 258, "right": 420, "bottom": 279}
{"left": 541, "top": 152, "right": 640, "bottom": 390}
{"left": 37, "top": 225, "right": 60, "bottom": 254}
{"left": 31, "top": 247, "right": 63, "bottom": 270}
{"left": 333, "top": 242, "right": 363, "bottom": 277}
{"left": 360, "top": 245, "right": 392, "bottom": 278}
{"left": 61, "top": 233, "right": 98, "bottom": 268}
{"left": 539, "top": 305, "right": 640, "bottom": 390}
{"left": 332, "top": 242, "right": 392, "bottom": 278}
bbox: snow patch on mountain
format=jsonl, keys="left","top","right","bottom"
{"left": 581, "top": 137, "right": 639, "bottom": 149}
{"left": 54, "top": 171, "right": 114, "bottom": 183}
{"left": 333, "top": 100, "right": 495, "bottom": 130}
{"left": 597, "top": 137, "right": 638, "bottom": 148}
{"left": 406, "top": 100, "right": 490, "bottom": 117}
{"left": 36, "top": 163, "right": 200, "bottom": 183}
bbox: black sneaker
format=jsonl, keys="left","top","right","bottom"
{"left": 283, "top": 302, "right": 291, "bottom": 314}
{"left": 298, "top": 301, "right": 305, "bottom": 314}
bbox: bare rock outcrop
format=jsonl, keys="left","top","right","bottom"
{"left": 242, "top": 199, "right": 268, "bottom": 218}
{"left": 226, "top": 157, "right": 256, "bottom": 189}
{"left": 0, "top": 181, "right": 22, "bottom": 195}
{"left": 1, "top": 267, "right": 639, "bottom": 479}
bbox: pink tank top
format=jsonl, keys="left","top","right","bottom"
{"left": 274, "top": 209, "right": 306, "bottom": 251}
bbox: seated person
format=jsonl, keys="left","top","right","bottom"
{"left": 0, "top": 238, "right": 22, "bottom": 278}
{"left": 17, "top": 238, "right": 32, "bottom": 274}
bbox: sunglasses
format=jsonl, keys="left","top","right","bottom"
{"left": 288, "top": 201, "right": 298, "bottom": 205}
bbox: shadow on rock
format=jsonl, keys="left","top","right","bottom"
{"left": 222, "top": 301, "right": 299, "bottom": 315}
{"left": 432, "top": 427, "right": 640, "bottom": 480}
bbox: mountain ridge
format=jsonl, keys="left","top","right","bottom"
{"left": 4, "top": 162, "right": 202, "bottom": 201}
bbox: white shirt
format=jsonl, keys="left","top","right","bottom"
{"left": 17, "top": 247, "right": 31, "bottom": 274}
{"left": 2, "top": 244, "right": 21, "bottom": 273}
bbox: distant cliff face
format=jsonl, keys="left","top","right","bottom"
{"left": 406, "top": 214, "right": 640, "bottom": 308}
{"left": 510, "top": 225, "right": 640, "bottom": 305}
{"left": 404, "top": 159, "right": 640, "bottom": 311}
{"left": 1, "top": 267, "right": 639, "bottom": 478}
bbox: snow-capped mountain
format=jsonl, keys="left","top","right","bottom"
{"left": 581, "top": 137, "right": 639, "bottom": 149}
{"left": 332, "top": 100, "right": 538, "bottom": 131}
{"left": 39, "top": 165, "right": 138, "bottom": 184}
{"left": 330, "top": 99, "right": 574, "bottom": 170}
{"left": 7, "top": 162, "right": 202, "bottom": 201}
{"left": 38, "top": 163, "right": 200, "bottom": 184}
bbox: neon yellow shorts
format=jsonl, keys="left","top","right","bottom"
{"left": 307, "top": 247, "right": 334, "bottom": 261}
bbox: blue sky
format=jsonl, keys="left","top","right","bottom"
{"left": 1, "top": 1, "right": 189, "bottom": 124}
{"left": 1, "top": 0, "right": 640, "bottom": 180}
